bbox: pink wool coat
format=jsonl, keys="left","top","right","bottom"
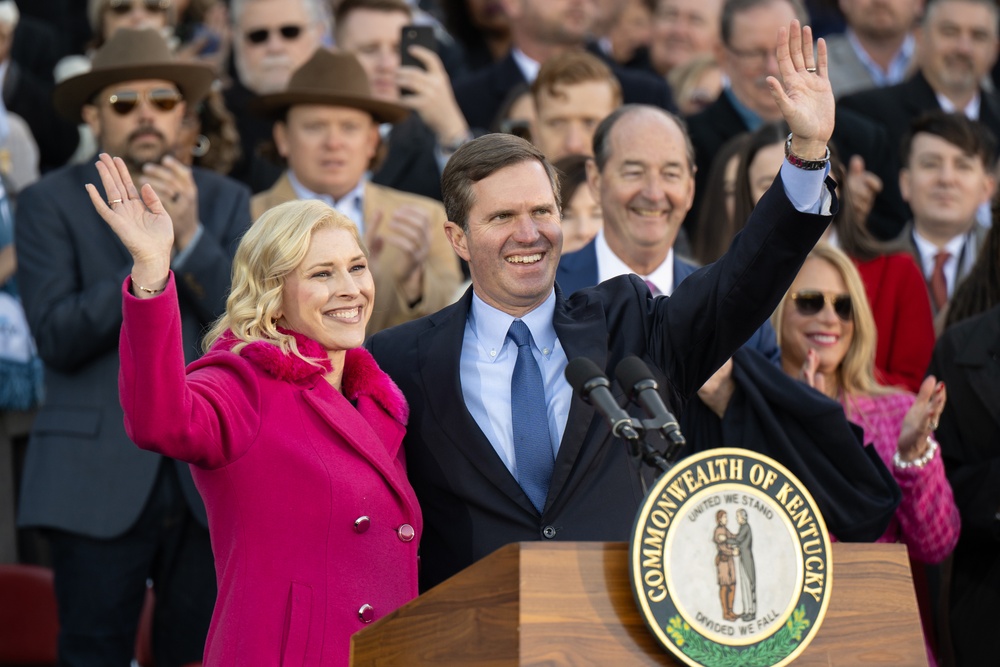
{"left": 118, "top": 275, "right": 421, "bottom": 666}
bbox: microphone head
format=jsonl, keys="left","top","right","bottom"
{"left": 565, "top": 357, "right": 607, "bottom": 395}
{"left": 615, "top": 355, "right": 657, "bottom": 398}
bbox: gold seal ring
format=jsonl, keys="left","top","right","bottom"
{"left": 108, "top": 198, "right": 123, "bottom": 205}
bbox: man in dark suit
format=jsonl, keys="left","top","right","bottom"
{"left": 15, "top": 30, "right": 251, "bottom": 665}
{"left": 557, "top": 104, "right": 779, "bottom": 361}
{"left": 452, "top": 0, "right": 675, "bottom": 132}
{"left": 685, "top": 0, "right": 904, "bottom": 240}
{"left": 333, "top": 0, "right": 473, "bottom": 201}
{"left": 367, "top": 21, "right": 835, "bottom": 591}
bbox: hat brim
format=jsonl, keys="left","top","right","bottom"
{"left": 250, "top": 90, "right": 410, "bottom": 125}
{"left": 54, "top": 63, "right": 216, "bottom": 122}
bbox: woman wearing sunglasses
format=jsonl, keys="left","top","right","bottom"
{"left": 773, "top": 243, "right": 960, "bottom": 567}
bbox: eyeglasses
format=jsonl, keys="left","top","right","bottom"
{"left": 725, "top": 45, "right": 773, "bottom": 66}
{"left": 107, "top": 0, "right": 171, "bottom": 15}
{"left": 107, "top": 89, "right": 184, "bottom": 115}
{"left": 245, "top": 25, "right": 304, "bottom": 45}
{"left": 789, "top": 291, "right": 853, "bottom": 321}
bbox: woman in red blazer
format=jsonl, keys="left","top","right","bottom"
{"left": 86, "top": 154, "right": 421, "bottom": 666}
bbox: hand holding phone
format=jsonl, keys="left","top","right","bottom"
{"left": 400, "top": 25, "right": 435, "bottom": 72}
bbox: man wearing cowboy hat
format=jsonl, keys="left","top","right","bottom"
{"left": 251, "top": 48, "right": 461, "bottom": 334}
{"left": 14, "top": 28, "right": 251, "bottom": 666}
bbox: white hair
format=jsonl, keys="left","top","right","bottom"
{"left": 230, "top": 0, "right": 331, "bottom": 31}
{"left": 0, "top": 0, "right": 19, "bottom": 27}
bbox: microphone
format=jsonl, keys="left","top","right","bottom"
{"left": 565, "top": 358, "right": 640, "bottom": 441}
{"left": 615, "top": 356, "right": 687, "bottom": 458}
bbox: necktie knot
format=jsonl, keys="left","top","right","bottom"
{"left": 508, "top": 319, "right": 533, "bottom": 348}
{"left": 933, "top": 251, "right": 951, "bottom": 271}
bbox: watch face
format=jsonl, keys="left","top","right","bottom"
{"left": 630, "top": 448, "right": 832, "bottom": 667}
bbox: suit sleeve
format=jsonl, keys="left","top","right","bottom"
{"left": 174, "top": 176, "right": 252, "bottom": 325}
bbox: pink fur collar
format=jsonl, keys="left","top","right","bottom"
{"left": 221, "top": 330, "right": 409, "bottom": 424}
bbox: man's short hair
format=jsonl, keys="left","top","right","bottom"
{"left": 901, "top": 111, "right": 998, "bottom": 169}
{"left": 591, "top": 104, "right": 696, "bottom": 172}
{"left": 334, "top": 0, "right": 412, "bottom": 34}
{"left": 720, "top": 0, "right": 808, "bottom": 46}
{"left": 922, "top": 0, "right": 999, "bottom": 26}
{"left": 441, "top": 134, "right": 561, "bottom": 229}
{"left": 231, "top": 0, "right": 330, "bottom": 27}
{"left": 530, "top": 50, "right": 623, "bottom": 109}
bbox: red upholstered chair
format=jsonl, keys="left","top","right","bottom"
{"left": 0, "top": 564, "right": 58, "bottom": 666}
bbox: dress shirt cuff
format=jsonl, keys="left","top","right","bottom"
{"left": 171, "top": 223, "right": 204, "bottom": 270}
{"left": 780, "top": 159, "right": 832, "bottom": 215}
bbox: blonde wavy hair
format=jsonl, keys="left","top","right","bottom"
{"left": 772, "top": 243, "right": 892, "bottom": 397}
{"left": 203, "top": 200, "right": 367, "bottom": 363}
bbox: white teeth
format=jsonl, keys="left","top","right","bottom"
{"left": 810, "top": 334, "right": 837, "bottom": 344}
{"left": 327, "top": 307, "right": 359, "bottom": 319}
{"left": 507, "top": 254, "right": 542, "bottom": 264}
{"left": 632, "top": 208, "right": 664, "bottom": 217}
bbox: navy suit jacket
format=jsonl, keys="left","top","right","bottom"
{"left": 15, "top": 162, "right": 252, "bottom": 537}
{"left": 367, "top": 175, "right": 833, "bottom": 590}
{"left": 453, "top": 51, "right": 676, "bottom": 131}
{"left": 556, "top": 239, "right": 780, "bottom": 363}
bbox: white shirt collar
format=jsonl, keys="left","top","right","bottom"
{"left": 287, "top": 170, "right": 368, "bottom": 233}
{"left": 937, "top": 91, "right": 981, "bottom": 120}
{"left": 511, "top": 47, "right": 541, "bottom": 84}
{"left": 594, "top": 229, "right": 675, "bottom": 295}
{"left": 468, "top": 288, "right": 558, "bottom": 362}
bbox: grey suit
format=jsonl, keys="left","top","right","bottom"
{"left": 825, "top": 34, "right": 879, "bottom": 99}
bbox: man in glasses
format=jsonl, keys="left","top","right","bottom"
{"left": 14, "top": 29, "right": 251, "bottom": 666}
{"left": 226, "top": 0, "right": 328, "bottom": 191}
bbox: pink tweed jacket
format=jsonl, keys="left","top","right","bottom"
{"left": 118, "top": 275, "right": 421, "bottom": 666}
{"left": 842, "top": 391, "right": 960, "bottom": 564}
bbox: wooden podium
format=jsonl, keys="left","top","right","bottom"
{"left": 351, "top": 541, "right": 927, "bottom": 666}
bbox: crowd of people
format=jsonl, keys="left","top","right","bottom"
{"left": 0, "top": 0, "right": 997, "bottom": 665}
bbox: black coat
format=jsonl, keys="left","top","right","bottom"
{"left": 927, "top": 304, "right": 1000, "bottom": 667}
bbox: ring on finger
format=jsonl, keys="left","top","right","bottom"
{"left": 108, "top": 198, "right": 123, "bottom": 205}
{"left": 805, "top": 67, "right": 817, "bottom": 73}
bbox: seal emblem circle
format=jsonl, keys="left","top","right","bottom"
{"left": 630, "top": 448, "right": 832, "bottom": 667}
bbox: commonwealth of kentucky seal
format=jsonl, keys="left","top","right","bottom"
{"left": 630, "top": 448, "right": 832, "bottom": 667}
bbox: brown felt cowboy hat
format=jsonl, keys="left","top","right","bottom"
{"left": 54, "top": 28, "right": 215, "bottom": 122}
{"left": 251, "top": 49, "right": 409, "bottom": 124}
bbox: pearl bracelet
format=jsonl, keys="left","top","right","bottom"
{"left": 893, "top": 437, "right": 939, "bottom": 470}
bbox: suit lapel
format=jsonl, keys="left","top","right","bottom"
{"left": 555, "top": 239, "right": 598, "bottom": 296}
{"left": 956, "top": 314, "right": 1000, "bottom": 433}
{"left": 548, "top": 290, "right": 610, "bottom": 505}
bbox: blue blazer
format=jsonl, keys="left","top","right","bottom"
{"left": 367, "top": 174, "right": 833, "bottom": 591}
{"left": 556, "top": 239, "right": 780, "bottom": 364}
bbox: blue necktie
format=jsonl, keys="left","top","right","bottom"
{"left": 507, "top": 320, "right": 553, "bottom": 513}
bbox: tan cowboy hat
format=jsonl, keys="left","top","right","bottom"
{"left": 54, "top": 28, "right": 215, "bottom": 122}
{"left": 251, "top": 49, "right": 409, "bottom": 124}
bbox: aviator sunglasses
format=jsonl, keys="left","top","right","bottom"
{"left": 108, "top": 0, "right": 171, "bottom": 15}
{"left": 245, "top": 24, "right": 304, "bottom": 44}
{"left": 106, "top": 89, "right": 184, "bottom": 115}
{"left": 789, "top": 290, "right": 853, "bottom": 321}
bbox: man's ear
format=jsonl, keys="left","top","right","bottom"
{"left": 273, "top": 121, "right": 289, "bottom": 158}
{"left": 898, "top": 167, "right": 912, "bottom": 204}
{"left": 443, "top": 220, "right": 471, "bottom": 262}
{"left": 585, "top": 157, "right": 602, "bottom": 207}
{"left": 82, "top": 104, "right": 101, "bottom": 142}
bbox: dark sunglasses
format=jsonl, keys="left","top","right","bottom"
{"left": 789, "top": 291, "right": 853, "bottom": 321}
{"left": 108, "top": 0, "right": 170, "bottom": 15}
{"left": 107, "top": 89, "right": 184, "bottom": 115}
{"left": 245, "top": 25, "right": 304, "bottom": 45}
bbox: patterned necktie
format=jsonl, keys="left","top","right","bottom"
{"left": 507, "top": 320, "right": 553, "bottom": 513}
{"left": 929, "top": 251, "right": 951, "bottom": 312}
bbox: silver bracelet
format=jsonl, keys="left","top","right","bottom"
{"left": 893, "top": 436, "right": 939, "bottom": 470}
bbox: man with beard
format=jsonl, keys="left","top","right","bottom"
{"left": 452, "top": 0, "right": 675, "bottom": 132}
{"left": 15, "top": 29, "right": 251, "bottom": 666}
{"left": 225, "top": 0, "right": 329, "bottom": 191}
{"left": 823, "top": 0, "right": 924, "bottom": 98}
